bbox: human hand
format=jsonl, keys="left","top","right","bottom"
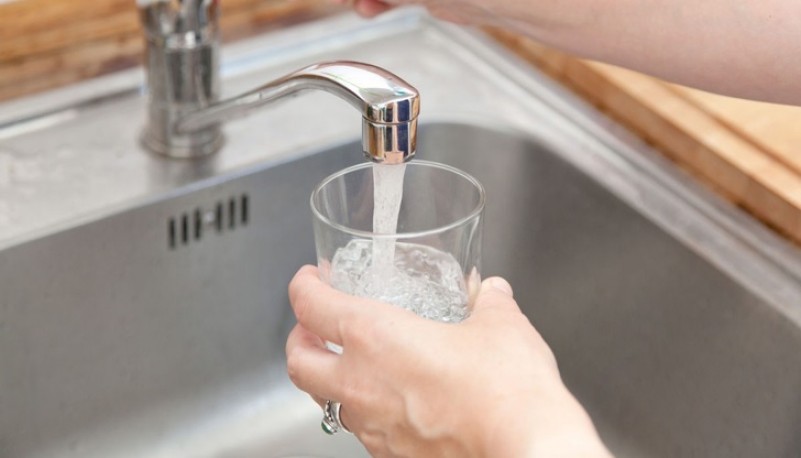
{"left": 286, "top": 265, "right": 611, "bottom": 457}
{"left": 333, "top": 0, "right": 392, "bottom": 18}
{"left": 332, "top": 0, "right": 486, "bottom": 25}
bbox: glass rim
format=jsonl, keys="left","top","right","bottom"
{"left": 310, "top": 159, "right": 486, "bottom": 240}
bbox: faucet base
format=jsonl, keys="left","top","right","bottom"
{"left": 141, "top": 125, "right": 224, "bottom": 159}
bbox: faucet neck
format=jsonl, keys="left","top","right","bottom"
{"left": 176, "top": 62, "right": 420, "bottom": 164}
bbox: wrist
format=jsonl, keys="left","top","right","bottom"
{"left": 527, "top": 428, "right": 612, "bottom": 458}
{"left": 478, "top": 383, "right": 612, "bottom": 458}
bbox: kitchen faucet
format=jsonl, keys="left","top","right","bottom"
{"left": 138, "top": 0, "right": 419, "bottom": 163}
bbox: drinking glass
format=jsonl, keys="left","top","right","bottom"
{"left": 310, "top": 160, "right": 485, "bottom": 322}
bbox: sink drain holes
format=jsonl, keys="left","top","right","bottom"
{"left": 194, "top": 208, "right": 203, "bottom": 240}
{"left": 215, "top": 201, "right": 223, "bottom": 233}
{"left": 181, "top": 213, "right": 189, "bottom": 245}
{"left": 168, "top": 193, "right": 250, "bottom": 249}
{"left": 168, "top": 218, "right": 176, "bottom": 249}
{"left": 229, "top": 197, "right": 236, "bottom": 230}
{"left": 241, "top": 194, "right": 249, "bottom": 225}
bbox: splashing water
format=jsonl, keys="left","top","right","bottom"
{"left": 328, "top": 164, "right": 469, "bottom": 323}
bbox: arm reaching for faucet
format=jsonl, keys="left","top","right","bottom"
{"left": 340, "top": 0, "right": 801, "bottom": 105}
{"left": 286, "top": 265, "right": 612, "bottom": 458}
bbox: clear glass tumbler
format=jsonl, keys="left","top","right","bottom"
{"left": 311, "top": 160, "right": 485, "bottom": 323}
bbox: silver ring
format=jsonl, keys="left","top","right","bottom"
{"left": 321, "top": 400, "right": 351, "bottom": 435}
{"left": 332, "top": 400, "right": 352, "bottom": 434}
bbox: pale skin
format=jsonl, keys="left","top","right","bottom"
{"left": 287, "top": 266, "right": 612, "bottom": 457}
{"left": 342, "top": 0, "right": 801, "bottom": 105}
{"left": 287, "top": 2, "right": 799, "bottom": 456}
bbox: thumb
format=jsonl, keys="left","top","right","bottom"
{"left": 481, "top": 276, "right": 514, "bottom": 296}
{"left": 471, "top": 276, "right": 519, "bottom": 314}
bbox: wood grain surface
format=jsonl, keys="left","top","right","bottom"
{"left": 673, "top": 86, "right": 801, "bottom": 177}
{"left": 488, "top": 29, "right": 801, "bottom": 244}
{"left": 2, "top": 3, "right": 801, "bottom": 245}
{"left": 0, "top": 0, "right": 341, "bottom": 101}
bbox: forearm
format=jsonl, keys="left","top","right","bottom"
{"left": 480, "top": 380, "right": 612, "bottom": 458}
{"left": 480, "top": 0, "right": 801, "bottom": 104}
{"left": 525, "top": 403, "right": 613, "bottom": 458}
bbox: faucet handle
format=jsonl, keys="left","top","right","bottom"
{"left": 138, "top": 0, "right": 219, "bottom": 42}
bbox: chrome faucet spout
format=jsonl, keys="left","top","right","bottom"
{"left": 175, "top": 62, "right": 420, "bottom": 164}
{"left": 138, "top": 1, "right": 419, "bottom": 163}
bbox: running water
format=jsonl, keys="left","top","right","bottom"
{"left": 329, "top": 164, "right": 469, "bottom": 323}
{"left": 370, "top": 163, "right": 406, "bottom": 272}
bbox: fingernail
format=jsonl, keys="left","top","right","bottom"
{"left": 484, "top": 277, "right": 513, "bottom": 296}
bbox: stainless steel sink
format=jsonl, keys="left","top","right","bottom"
{"left": 3, "top": 10, "right": 801, "bottom": 458}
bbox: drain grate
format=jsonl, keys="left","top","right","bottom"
{"left": 169, "top": 193, "right": 249, "bottom": 249}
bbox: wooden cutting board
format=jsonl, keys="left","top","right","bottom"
{"left": 488, "top": 29, "right": 801, "bottom": 244}
{"left": 674, "top": 87, "right": 801, "bottom": 176}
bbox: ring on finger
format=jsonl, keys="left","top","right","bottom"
{"left": 321, "top": 400, "right": 352, "bottom": 435}
{"left": 332, "top": 400, "right": 352, "bottom": 434}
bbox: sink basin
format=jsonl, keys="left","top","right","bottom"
{"left": 2, "top": 10, "right": 801, "bottom": 458}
